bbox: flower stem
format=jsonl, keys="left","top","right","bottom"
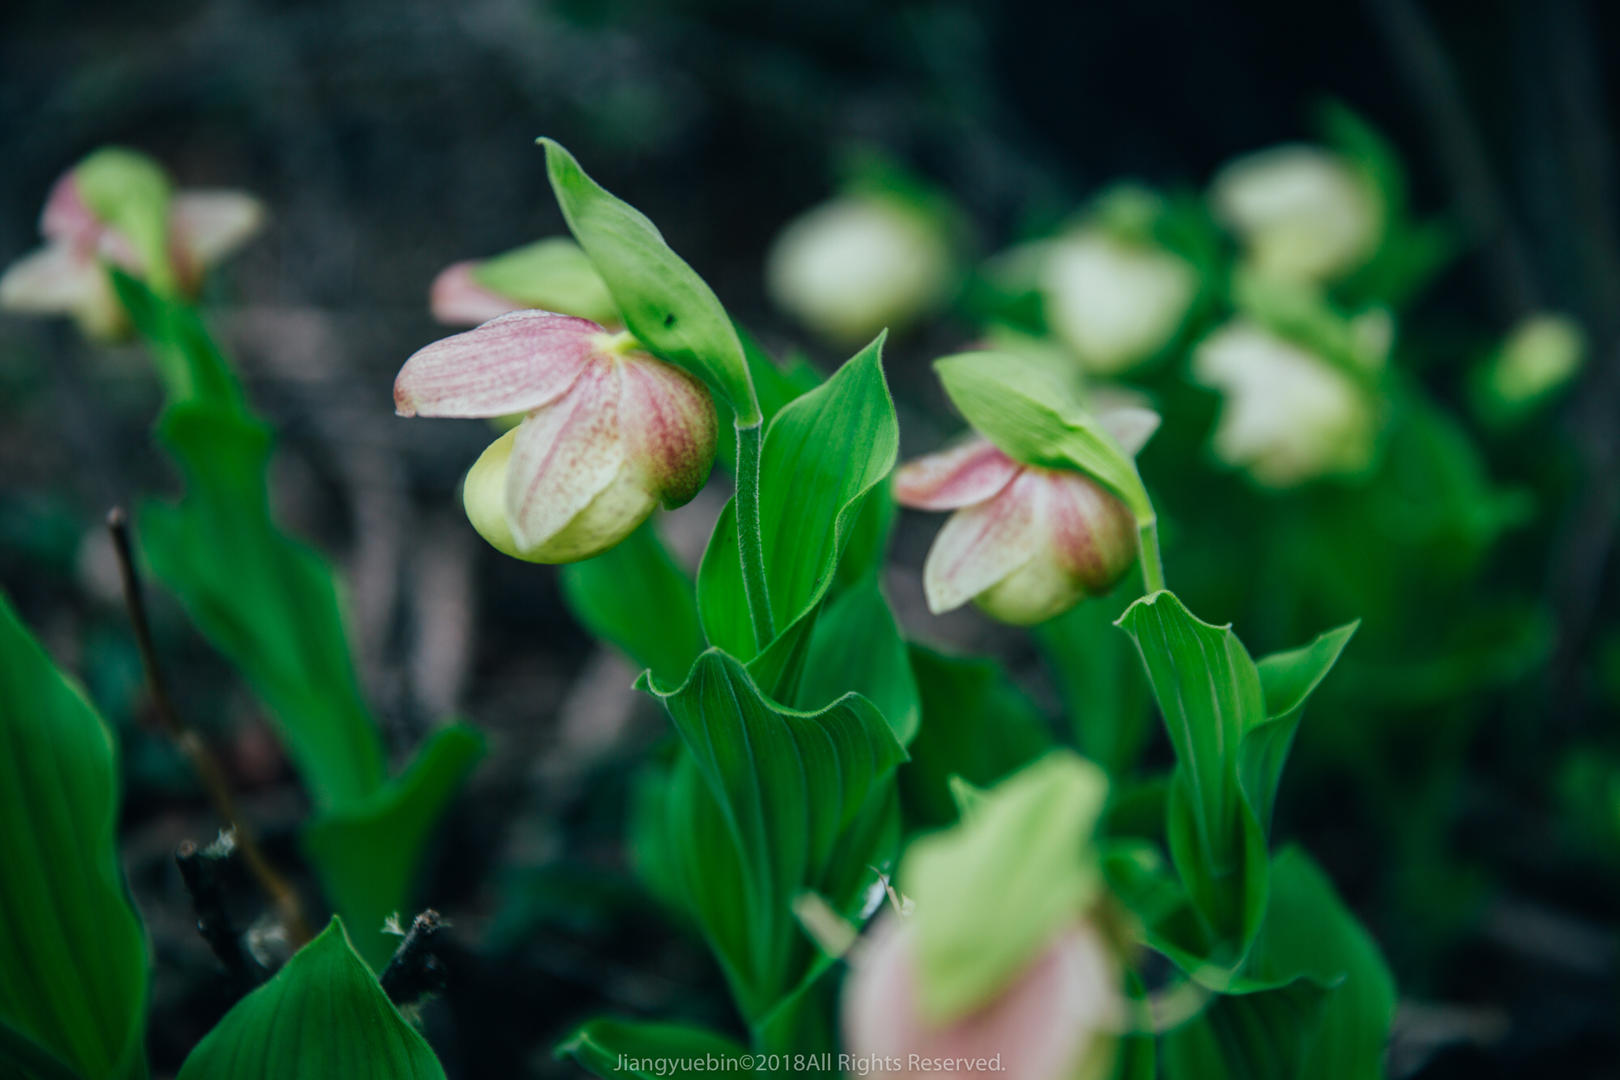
{"left": 734, "top": 420, "right": 776, "bottom": 648}
{"left": 1138, "top": 517, "right": 1167, "bottom": 595}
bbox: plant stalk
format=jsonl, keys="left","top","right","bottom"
{"left": 1138, "top": 517, "right": 1166, "bottom": 595}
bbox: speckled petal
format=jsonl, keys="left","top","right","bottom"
{"left": 505, "top": 359, "right": 626, "bottom": 550}
{"left": 394, "top": 309, "right": 603, "bottom": 418}
{"left": 895, "top": 436, "right": 1022, "bottom": 511}
{"left": 618, "top": 353, "right": 718, "bottom": 507}
{"left": 922, "top": 469, "right": 1043, "bottom": 614}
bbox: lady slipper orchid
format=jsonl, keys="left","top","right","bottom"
{"left": 843, "top": 914, "right": 1122, "bottom": 1080}
{"left": 0, "top": 156, "right": 264, "bottom": 340}
{"left": 394, "top": 310, "right": 717, "bottom": 564}
{"left": 1210, "top": 145, "right": 1382, "bottom": 284}
{"left": 1193, "top": 319, "right": 1379, "bottom": 489}
{"left": 895, "top": 415, "right": 1153, "bottom": 625}
{"left": 1040, "top": 229, "right": 1197, "bottom": 375}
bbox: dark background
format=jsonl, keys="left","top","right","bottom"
{"left": 2, "top": 1, "right": 1618, "bottom": 1077}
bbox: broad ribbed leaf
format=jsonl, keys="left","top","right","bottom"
{"left": 562, "top": 517, "right": 705, "bottom": 686}
{"left": 303, "top": 725, "right": 485, "bottom": 969}
{"left": 639, "top": 651, "right": 906, "bottom": 1024}
{"left": 903, "top": 750, "right": 1108, "bottom": 1023}
{"left": 175, "top": 918, "right": 445, "bottom": 1080}
{"left": 792, "top": 574, "right": 918, "bottom": 745}
{"left": 1162, "top": 847, "right": 1394, "bottom": 1080}
{"left": 698, "top": 337, "right": 898, "bottom": 666}
{"left": 541, "top": 139, "right": 757, "bottom": 421}
{"left": 1117, "top": 590, "right": 1267, "bottom": 953}
{"left": 1243, "top": 623, "right": 1357, "bottom": 831}
{"left": 0, "top": 594, "right": 149, "bottom": 1080}
{"left": 557, "top": 1019, "right": 748, "bottom": 1080}
{"left": 899, "top": 645, "right": 1051, "bottom": 829}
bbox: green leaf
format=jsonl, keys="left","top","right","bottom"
{"left": 138, "top": 405, "right": 386, "bottom": 811}
{"left": 698, "top": 337, "right": 898, "bottom": 666}
{"left": 1035, "top": 579, "right": 1153, "bottom": 776}
{"left": 899, "top": 644, "right": 1051, "bottom": 829}
{"left": 176, "top": 918, "right": 445, "bottom": 1080}
{"left": 903, "top": 750, "right": 1108, "bottom": 1024}
{"left": 0, "top": 594, "right": 149, "bottom": 1080}
{"left": 562, "top": 517, "right": 705, "bottom": 686}
{"left": 109, "top": 270, "right": 243, "bottom": 406}
{"left": 541, "top": 139, "right": 757, "bottom": 421}
{"left": 934, "top": 350, "right": 1151, "bottom": 520}
{"left": 638, "top": 651, "right": 906, "bottom": 1023}
{"left": 470, "top": 237, "right": 619, "bottom": 325}
{"left": 557, "top": 1018, "right": 748, "bottom": 1080}
{"left": 1243, "top": 623, "right": 1358, "bottom": 832}
{"left": 792, "top": 574, "right": 919, "bottom": 745}
{"left": 302, "top": 725, "right": 485, "bottom": 969}
{"left": 1163, "top": 847, "right": 1395, "bottom": 1080}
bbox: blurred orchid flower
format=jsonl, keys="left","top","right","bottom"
{"left": 0, "top": 149, "right": 264, "bottom": 340}
{"left": 1473, "top": 313, "right": 1585, "bottom": 426}
{"left": 1193, "top": 319, "right": 1379, "bottom": 488}
{"left": 1211, "top": 145, "right": 1381, "bottom": 283}
{"left": 766, "top": 195, "right": 954, "bottom": 344}
{"left": 894, "top": 408, "right": 1154, "bottom": 625}
{"left": 843, "top": 913, "right": 1122, "bottom": 1080}
{"left": 429, "top": 237, "right": 618, "bottom": 327}
{"left": 394, "top": 310, "right": 717, "bottom": 563}
{"left": 1040, "top": 229, "right": 1198, "bottom": 375}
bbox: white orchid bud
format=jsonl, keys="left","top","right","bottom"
{"left": 395, "top": 310, "right": 717, "bottom": 564}
{"left": 766, "top": 195, "right": 953, "bottom": 343}
{"left": 843, "top": 913, "right": 1122, "bottom": 1080}
{"left": 895, "top": 431, "right": 1143, "bottom": 626}
{"left": 1475, "top": 313, "right": 1585, "bottom": 424}
{"left": 0, "top": 150, "right": 264, "bottom": 340}
{"left": 1193, "top": 319, "right": 1378, "bottom": 489}
{"left": 1211, "top": 145, "right": 1381, "bottom": 283}
{"left": 1041, "top": 230, "right": 1197, "bottom": 375}
{"left": 429, "top": 238, "right": 618, "bottom": 327}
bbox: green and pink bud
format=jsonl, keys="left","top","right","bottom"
{"left": 0, "top": 149, "right": 264, "bottom": 339}
{"left": 842, "top": 913, "right": 1122, "bottom": 1080}
{"left": 895, "top": 424, "right": 1145, "bottom": 625}
{"left": 394, "top": 310, "right": 717, "bottom": 564}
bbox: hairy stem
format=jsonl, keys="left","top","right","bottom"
{"left": 1138, "top": 517, "right": 1167, "bottom": 595}
{"left": 107, "top": 506, "right": 311, "bottom": 947}
{"left": 734, "top": 421, "right": 776, "bottom": 648}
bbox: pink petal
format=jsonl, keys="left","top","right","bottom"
{"left": 0, "top": 245, "right": 103, "bottom": 313}
{"left": 430, "top": 261, "right": 525, "bottom": 326}
{"left": 617, "top": 353, "right": 718, "bottom": 507}
{"left": 922, "top": 469, "right": 1044, "bottom": 614}
{"left": 394, "top": 309, "right": 605, "bottom": 418}
{"left": 171, "top": 190, "right": 266, "bottom": 266}
{"left": 1037, "top": 470, "right": 1136, "bottom": 587}
{"left": 505, "top": 359, "right": 627, "bottom": 549}
{"left": 894, "top": 436, "right": 1021, "bottom": 510}
{"left": 1098, "top": 405, "right": 1159, "bottom": 457}
{"left": 40, "top": 173, "right": 99, "bottom": 248}
{"left": 843, "top": 916, "right": 1120, "bottom": 1080}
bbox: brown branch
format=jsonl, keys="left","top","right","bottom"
{"left": 106, "top": 506, "right": 311, "bottom": 947}
{"left": 175, "top": 834, "right": 267, "bottom": 987}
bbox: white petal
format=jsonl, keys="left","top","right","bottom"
{"left": 895, "top": 436, "right": 1022, "bottom": 511}
{"left": 1097, "top": 405, "right": 1160, "bottom": 458}
{"left": 394, "top": 309, "right": 604, "bottom": 418}
{"left": 171, "top": 191, "right": 266, "bottom": 266}
{"left": 0, "top": 246, "right": 103, "bottom": 314}
{"left": 922, "top": 471, "right": 1043, "bottom": 615}
{"left": 505, "top": 359, "right": 627, "bottom": 550}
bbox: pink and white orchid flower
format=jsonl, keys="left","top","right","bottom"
{"left": 0, "top": 161, "right": 264, "bottom": 340}
{"left": 394, "top": 310, "right": 717, "bottom": 564}
{"left": 894, "top": 410, "right": 1154, "bottom": 625}
{"left": 429, "top": 238, "right": 619, "bottom": 328}
{"left": 843, "top": 914, "right": 1122, "bottom": 1080}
